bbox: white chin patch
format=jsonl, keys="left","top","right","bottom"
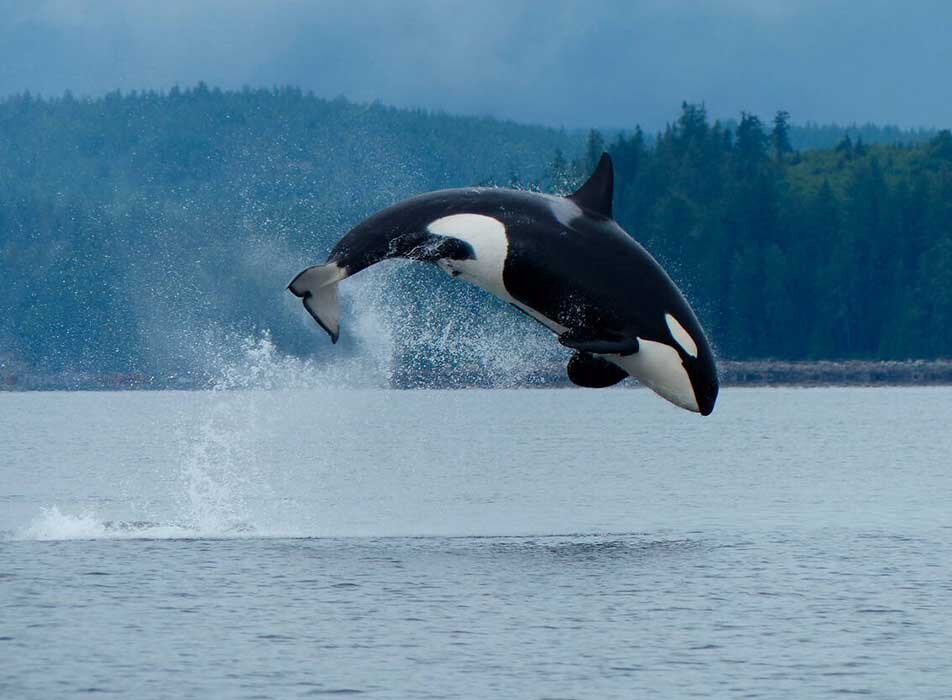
{"left": 612, "top": 339, "right": 699, "bottom": 413}
{"left": 665, "top": 313, "right": 698, "bottom": 358}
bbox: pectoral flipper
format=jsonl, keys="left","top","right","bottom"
{"left": 566, "top": 352, "right": 629, "bottom": 388}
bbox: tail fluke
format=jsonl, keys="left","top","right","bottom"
{"left": 288, "top": 263, "right": 346, "bottom": 343}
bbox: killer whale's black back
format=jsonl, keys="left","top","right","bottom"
{"left": 297, "top": 153, "right": 717, "bottom": 413}
{"left": 328, "top": 183, "right": 708, "bottom": 357}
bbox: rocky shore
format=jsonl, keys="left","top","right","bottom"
{"left": 4, "top": 357, "right": 952, "bottom": 391}
{"left": 717, "top": 359, "right": 952, "bottom": 386}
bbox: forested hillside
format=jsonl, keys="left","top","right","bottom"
{"left": 1, "top": 88, "right": 950, "bottom": 387}
{"left": 0, "top": 85, "right": 582, "bottom": 384}
{"left": 601, "top": 106, "right": 952, "bottom": 361}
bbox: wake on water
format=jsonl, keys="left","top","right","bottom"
{"left": 12, "top": 263, "right": 567, "bottom": 542}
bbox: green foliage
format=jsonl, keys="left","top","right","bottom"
{"left": 598, "top": 107, "right": 952, "bottom": 360}
{"left": 0, "top": 87, "right": 582, "bottom": 378}
{"left": 717, "top": 118, "right": 938, "bottom": 151}
{"left": 1, "top": 91, "right": 951, "bottom": 383}
{"left": 771, "top": 111, "right": 793, "bottom": 161}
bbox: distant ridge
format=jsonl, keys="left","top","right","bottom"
{"left": 2, "top": 86, "right": 939, "bottom": 152}
{"left": 712, "top": 117, "right": 937, "bottom": 150}
{"left": 2, "top": 88, "right": 951, "bottom": 386}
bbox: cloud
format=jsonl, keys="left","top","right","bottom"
{"left": 0, "top": 0, "right": 950, "bottom": 131}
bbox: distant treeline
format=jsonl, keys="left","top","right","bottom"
{"left": 1, "top": 88, "right": 950, "bottom": 385}
{"left": 717, "top": 118, "right": 937, "bottom": 151}
{"left": 593, "top": 105, "right": 952, "bottom": 360}
{"left": 0, "top": 85, "right": 580, "bottom": 381}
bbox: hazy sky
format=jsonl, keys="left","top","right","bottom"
{"left": 1, "top": 0, "right": 950, "bottom": 131}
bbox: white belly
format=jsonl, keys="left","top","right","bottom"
{"left": 608, "top": 340, "right": 699, "bottom": 412}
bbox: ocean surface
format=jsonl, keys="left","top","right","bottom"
{"left": 2, "top": 387, "right": 951, "bottom": 698}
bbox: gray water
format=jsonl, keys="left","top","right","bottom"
{"left": 2, "top": 386, "right": 951, "bottom": 698}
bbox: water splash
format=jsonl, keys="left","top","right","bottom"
{"left": 343, "top": 260, "right": 565, "bottom": 388}
{"left": 15, "top": 506, "right": 263, "bottom": 541}
{"left": 17, "top": 507, "right": 110, "bottom": 541}
{"left": 14, "top": 506, "right": 245, "bottom": 541}
{"left": 11, "top": 339, "right": 315, "bottom": 542}
{"left": 11, "top": 252, "right": 575, "bottom": 542}
{"left": 171, "top": 335, "right": 323, "bottom": 537}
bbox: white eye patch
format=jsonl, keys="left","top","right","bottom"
{"left": 425, "top": 213, "right": 512, "bottom": 302}
{"left": 665, "top": 313, "right": 698, "bottom": 358}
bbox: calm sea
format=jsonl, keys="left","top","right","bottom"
{"left": 2, "top": 387, "right": 951, "bottom": 698}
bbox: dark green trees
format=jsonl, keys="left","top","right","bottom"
{"left": 593, "top": 104, "right": 952, "bottom": 360}
{"left": 1, "top": 91, "right": 951, "bottom": 384}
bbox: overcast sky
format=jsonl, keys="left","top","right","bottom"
{"left": 1, "top": 0, "right": 949, "bottom": 131}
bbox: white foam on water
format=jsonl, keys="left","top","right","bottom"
{"left": 172, "top": 338, "right": 318, "bottom": 538}
{"left": 16, "top": 507, "right": 110, "bottom": 541}
{"left": 11, "top": 339, "right": 320, "bottom": 542}
{"left": 13, "top": 506, "right": 284, "bottom": 541}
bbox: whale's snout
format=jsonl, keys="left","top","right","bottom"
{"left": 696, "top": 376, "right": 719, "bottom": 416}
{"left": 683, "top": 350, "right": 719, "bottom": 416}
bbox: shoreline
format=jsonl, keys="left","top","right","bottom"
{"left": 717, "top": 359, "right": 952, "bottom": 387}
{"left": 3, "top": 359, "right": 952, "bottom": 391}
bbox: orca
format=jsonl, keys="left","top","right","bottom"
{"left": 289, "top": 153, "right": 719, "bottom": 415}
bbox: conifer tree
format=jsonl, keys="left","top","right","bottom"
{"left": 771, "top": 110, "right": 793, "bottom": 161}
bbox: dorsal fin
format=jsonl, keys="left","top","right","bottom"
{"left": 567, "top": 152, "right": 613, "bottom": 219}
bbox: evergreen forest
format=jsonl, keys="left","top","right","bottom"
{"left": 1, "top": 87, "right": 950, "bottom": 386}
